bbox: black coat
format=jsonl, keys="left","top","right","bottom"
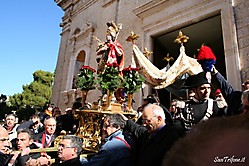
{"left": 213, "top": 72, "right": 243, "bottom": 115}
{"left": 180, "top": 98, "right": 225, "bottom": 130}
{"left": 17, "top": 120, "right": 44, "bottom": 135}
{"left": 15, "top": 143, "right": 40, "bottom": 166}
{"left": 125, "top": 120, "right": 185, "bottom": 166}
{"left": 0, "top": 152, "right": 13, "bottom": 166}
{"left": 52, "top": 157, "right": 82, "bottom": 166}
{"left": 34, "top": 132, "right": 57, "bottom": 148}
{"left": 56, "top": 113, "right": 79, "bottom": 134}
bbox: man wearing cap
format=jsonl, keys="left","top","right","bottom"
{"left": 96, "top": 21, "right": 125, "bottom": 103}
{"left": 213, "top": 68, "right": 249, "bottom": 115}
{"left": 178, "top": 71, "right": 225, "bottom": 130}
{"left": 213, "top": 89, "right": 228, "bottom": 114}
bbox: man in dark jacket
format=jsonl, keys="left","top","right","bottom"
{"left": 121, "top": 103, "right": 185, "bottom": 166}
{"left": 0, "top": 126, "right": 12, "bottom": 166}
{"left": 212, "top": 67, "right": 243, "bottom": 116}
{"left": 17, "top": 115, "right": 44, "bottom": 135}
{"left": 0, "top": 126, "right": 19, "bottom": 166}
{"left": 26, "top": 135, "right": 83, "bottom": 166}
{"left": 56, "top": 102, "right": 80, "bottom": 135}
{"left": 15, "top": 129, "right": 40, "bottom": 166}
{"left": 163, "top": 91, "right": 249, "bottom": 166}
{"left": 34, "top": 117, "right": 57, "bottom": 148}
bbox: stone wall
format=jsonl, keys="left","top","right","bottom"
{"left": 234, "top": 0, "right": 249, "bottom": 82}
{"left": 52, "top": 0, "right": 249, "bottom": 112}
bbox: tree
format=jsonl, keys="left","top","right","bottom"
{"left": 8, "top": 70, "right": 54, "bottom": 121}
{"left": 0, "top": 94, "right": 10, "bottom": 120}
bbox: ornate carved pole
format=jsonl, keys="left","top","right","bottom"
{"left": 106, "top": 90, "right": 112, "bottom": 110}
{"left": 127, "top": 93, "right": 133, "bottom": 112}
{"left": 82, "top": 90, "right": 89, "bottom": 108}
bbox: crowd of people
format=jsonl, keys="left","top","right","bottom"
{"left": 1, "top": 32, "right": 249, "bottom": 165}
{"left": 1, "top": 70, "right": 248, "bottom": 165}
{"left": 0, "top": 102, "right": 82, "bottom": 166}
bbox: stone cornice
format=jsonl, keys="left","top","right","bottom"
{"left": 133, "top": 0, "right": 171, "bottom": 19}
{"left": 54, "top": 0, "right": 74, "bottom": 11}
{"left": 138, "top": 0, "right": 222, "bottom": 31}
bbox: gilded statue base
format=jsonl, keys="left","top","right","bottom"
{"left": 75, "top": 109, "right": 136, "bottom": 152}
{"left": 92, "top": 102, "right": 123, "bottom": 112}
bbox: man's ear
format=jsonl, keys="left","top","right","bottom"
{"left": 72, "top": 147, "right": 77, "bottom": 155}
{"left": 29, "top": 139, "right": 34, "bottom": 145}
{"left": 157, "top": 116, "right": 163, "bottom": 123}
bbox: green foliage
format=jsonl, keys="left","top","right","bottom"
{"left": 8, "top": 70, "right": 54, "bottom": 121}
{"left": 122, "top": 67, "right": 144, "bottom": 94}
{"left": 77, "top": 66, "right": 96, "bottom": 90}
{"left": 97, "top": 65, "right": 123, "bottom": 94}
{"left": 0, "top": 95, "right": 11, "bottom": 120}
{"left": 33, "top": 70, "right": 54, "bottom": 87}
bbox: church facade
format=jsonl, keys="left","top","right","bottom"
{"left": 52, "top": 0, "right": 249, "bottom": 111}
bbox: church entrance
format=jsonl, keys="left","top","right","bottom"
{"left": 152, "top": 14, "right": 225, "bottom": 108}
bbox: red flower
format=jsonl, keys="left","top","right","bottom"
{"left": 106, "top": 63, "right": 119, "bottom": 68}
{"left": 80, "top": 66, "right": 96, "bottom": 72}
{"left": 122, "top": 66, "right": 140, "bottom": 72}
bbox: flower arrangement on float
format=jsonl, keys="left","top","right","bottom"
{"left": 97, "top": 63, "right": 123, "bottom": 93}
{"left": 97, "top": 63, "right": 123, "bottom": 110}
{"left": 77, "top": 65, "right": 96, "bottom": 107}
{"left": 122, "top": 66, "right": 144, "bottom": 111}
{"left": 77, "top": 64, "right": 144, "bottom": 111}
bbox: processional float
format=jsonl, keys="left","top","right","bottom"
{"left": 31, "top": 22, "right": 203, "bottom": 158}
{"left": 73, "top": 22, "right": 203, "bottom": 154}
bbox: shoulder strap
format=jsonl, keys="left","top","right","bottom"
{"left": 201, "top": 98, "right": 214, "bottom": 122}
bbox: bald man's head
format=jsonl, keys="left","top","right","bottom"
{"left": 142, "top": 104, "right": 166, "bottom": 133}
{"left": 0, "top": 127, "right": 11, "bottom": 154}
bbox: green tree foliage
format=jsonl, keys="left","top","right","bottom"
{"left": 0, "top": 94, "right": 11, "bottom": 120}
{"left": 8, "top": 70, "right": 54, "bottom": 121}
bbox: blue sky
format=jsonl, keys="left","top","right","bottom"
{"left": 0, "top": 1, "right": 63, "bottom": 96}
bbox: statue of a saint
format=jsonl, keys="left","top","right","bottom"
{"left": 96, "top": 21, "right": 125, "bottom": 104}
{"left": 96, "top": 21, "right": 124, "bottom": 74}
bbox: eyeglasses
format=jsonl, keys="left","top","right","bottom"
{"left": 58, "top": 144, "right": 75, "bottom": 149}
{"left": 141, "top": 116, "right": 157, "bottom": 124}
{"left": 141, "top": 118, "right": 152, "bottom": 124}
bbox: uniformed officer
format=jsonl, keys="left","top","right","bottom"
{"left": 177, "top": 72, "right": 225, "bottom": 130}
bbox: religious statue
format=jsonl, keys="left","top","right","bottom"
{"left": 95, "top": 21, "right": 125, "bottom": 104}
{"left": 96, "top": 21, "right": 124, "bottom": 74}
